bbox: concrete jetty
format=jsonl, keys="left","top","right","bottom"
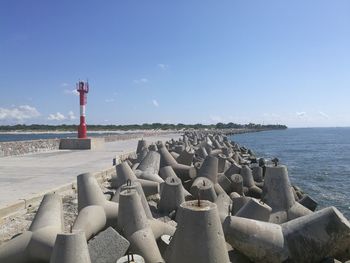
{"left": 0, "top": 131, "right": 349, "bottom": 263}
{"left": 0, "top": 133, "right": 178, "bottom": 216}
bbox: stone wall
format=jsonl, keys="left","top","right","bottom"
{"left": 0, "top": 139, "right": 60, "bottom": 157}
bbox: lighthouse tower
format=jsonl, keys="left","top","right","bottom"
{"left": 59, "top": 80, "right": 104, "bottom": 150}
{"left": 77, "top": 81, "right": 89, "bottom": 139}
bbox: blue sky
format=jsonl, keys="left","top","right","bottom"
{"left": 0, "top": 0, "right": 349, "bottom": 128}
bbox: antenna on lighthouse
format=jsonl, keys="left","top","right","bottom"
{"left": 76, "top": 80, "right": 89, "bottom": 139}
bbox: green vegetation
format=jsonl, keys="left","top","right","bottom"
{"left": 0, "top": 123, "right": 287, "bottom": 132}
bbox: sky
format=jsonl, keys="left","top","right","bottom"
{"left": 0, "top": 0, "right": 349, "bottom": 128}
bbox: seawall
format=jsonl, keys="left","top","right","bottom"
{"left": 0, "top": 128, "right": 286, "bottom": 157}
{"left": 0, "top": 132, "right": 175, "bottom": 157}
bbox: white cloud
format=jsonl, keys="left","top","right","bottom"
{"left": 105, "top": 98, "right": 115, "bottom": 103}
{"left": 157, "top": 64, "right": 169, "bottom": 70}
{"left": 319, "top": 111, "right": 330, "bottom": 119}
{"left": 61, "top": 82, "right": 70, "bottom": 87}
{"left": 0, "top": 105, "right": 40, "bottom": 120}
{"left": 296, "top": 111, "right": 306, "bottom": 118}
{"left": 48, "top": 112, "right": 66, "bottom": 121}
{"left": 152, "top": 99, "right": 159, "bottom": 107}
{"left": 133, "top": 78, "right": 149, "bottom": 84}
{"left": 68, "top": 111, "right": 76, "bottom": 120}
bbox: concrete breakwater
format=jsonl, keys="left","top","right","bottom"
{"left": 1, "top": 131, "right": 348, "bottom": 263}
{"left": 0, "top": 139, "right": 60, "bottom": 157}
{"left": 0, "top": 128, "right": 269, "bottom": 157}
{"left": 0, "top": 132, "right": 173, "bottom": 157}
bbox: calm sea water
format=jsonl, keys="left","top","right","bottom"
{"left": 230, "top": 127, "right": 350, "bottom": 219}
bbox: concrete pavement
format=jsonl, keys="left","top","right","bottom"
{"left": 0, "top": 134, "right": 179, "bottom": 207}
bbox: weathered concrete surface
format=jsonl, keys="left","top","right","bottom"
{"left": 59, "top": 137, "right": 105, "bottom": 150}
{"left": 0, "top": 134, "right": 179, "bottom": 208}
{"left": 0, "top": 139, "right": 60, "bottom": 157}
{"left": 88, "top": 227, "right": 130, "bottom": 263}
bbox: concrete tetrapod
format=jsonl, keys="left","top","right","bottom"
{"left": 50, "top": 232, "right": 91, "bottom": 263}
{"left": 240, "top": 165, "right": 262, "bottom": 198}
{"left": 281, "top": 206, "right": 350, "bottom": 263}
{"left": 298, "top": 194, "right": 318, "bottom": 211}
{"left": 217, "top": 154, "right": 230, "bottom": 173}
{"left": 217, "top": 173, "right": 232, "bottom": 193}
{"left": 223, "top": 216, "right": 289, "bottom": 263}
{"left": 170, "top": 151, "right": 180, "bottom": 159}
{"left": 231, "top": 196, "right": 253, "bottom": 215}
{"left": 137, "top": 148, "right": 149, "bottom": 163}
{"left": 158, "top": 145, "right": 196, "bottom": 181}
{"left": 209, "top": 148, "right": 223, "bottom": 156}
{"left": 112, "top": 162, "right": 138, "bottom": 189}
{"left": 159, "top": 166, "right": 192, "bottom": 199}
{"left": 137, "top": 150, "right": 161, "bottom": 175}
{"left": 262, "top": 165, "right": 312, "bottom": 223}
{"left": 230, "top": 174, "right": 244, "bottom": 195}
{"left": 112, "top": 180, "right": 153, "bottom": 219}
{"left": 72, "top": 173, "right": 118, "bottom": 240}
{"left": 197, "top": 155, "right": 219, "bottom": 183}
{"left": 190, "top": 177, "right": 218, "bottom": 202}
{"left": 148, "top": 143, "right": 158, "bottom": 152}
{"left": 176, "top": 148, "right": 195, "bottom": 166}
{"left": 235, "top": 198, "right": 272, "bottom": 222}
{"left": 0, "top": 194, "right": 63, "bottom": 263}
{"left": 252, "top": 165, "right": 263, "bottom": 182}
{"left": 195, "top": 146, "right": 208, "bottom": 159}
{"left": 135, "top": 151, "right": 164, "bottom": 183}
{"left": 159, "top": 176, "right": 185, "bottom": 213}
{"left": 174, "top": 144, "right": 185, "bottom": 154}
{"left": 112, "top": 162, "right": 159, "bottom": 197}
{"left": 224, "top": 161, "right": 242, "bottom": 178}
{"left": 118, "top": 189, "right": 164, "bottom": 263}
{"left": 136, "top": 139, "right": 148, "bottom": 154}
{"left": 112, "top": 180, "right": 176, "bottom": 240}
{"left": 117, "top": 254, "right": 145, "bottom": 263}
{"left": 214, "top": 193, "right": 233, "bottom": 223}
{"left": 224, "top": 206, "right": 350, "bottom": 263}
{"left": 164, "top": 200, "right": 230, "bottom": 263}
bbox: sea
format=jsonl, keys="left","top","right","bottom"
{"left": 230, "top": 127, "right": 350, "bottom": 219}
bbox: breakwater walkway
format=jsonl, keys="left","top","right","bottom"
{"left": 0, "top": 133, "right": 178, "bottom": 209}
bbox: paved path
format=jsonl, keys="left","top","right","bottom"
{"left": 0, "top": 134, "right": 179, "bottom": 206}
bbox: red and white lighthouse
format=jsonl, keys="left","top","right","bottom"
{"left": 76, "top": 81, "right": 89, "bottom": 139}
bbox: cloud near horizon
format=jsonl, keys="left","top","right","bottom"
{"left": 48, "top": 111, "right": 76, "bottom": 121}
{"left": 48, "top": 112, "right": 65, "bottom": 121}
{"left": 0, "top": 105, "right": 40, "bottom": 121}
